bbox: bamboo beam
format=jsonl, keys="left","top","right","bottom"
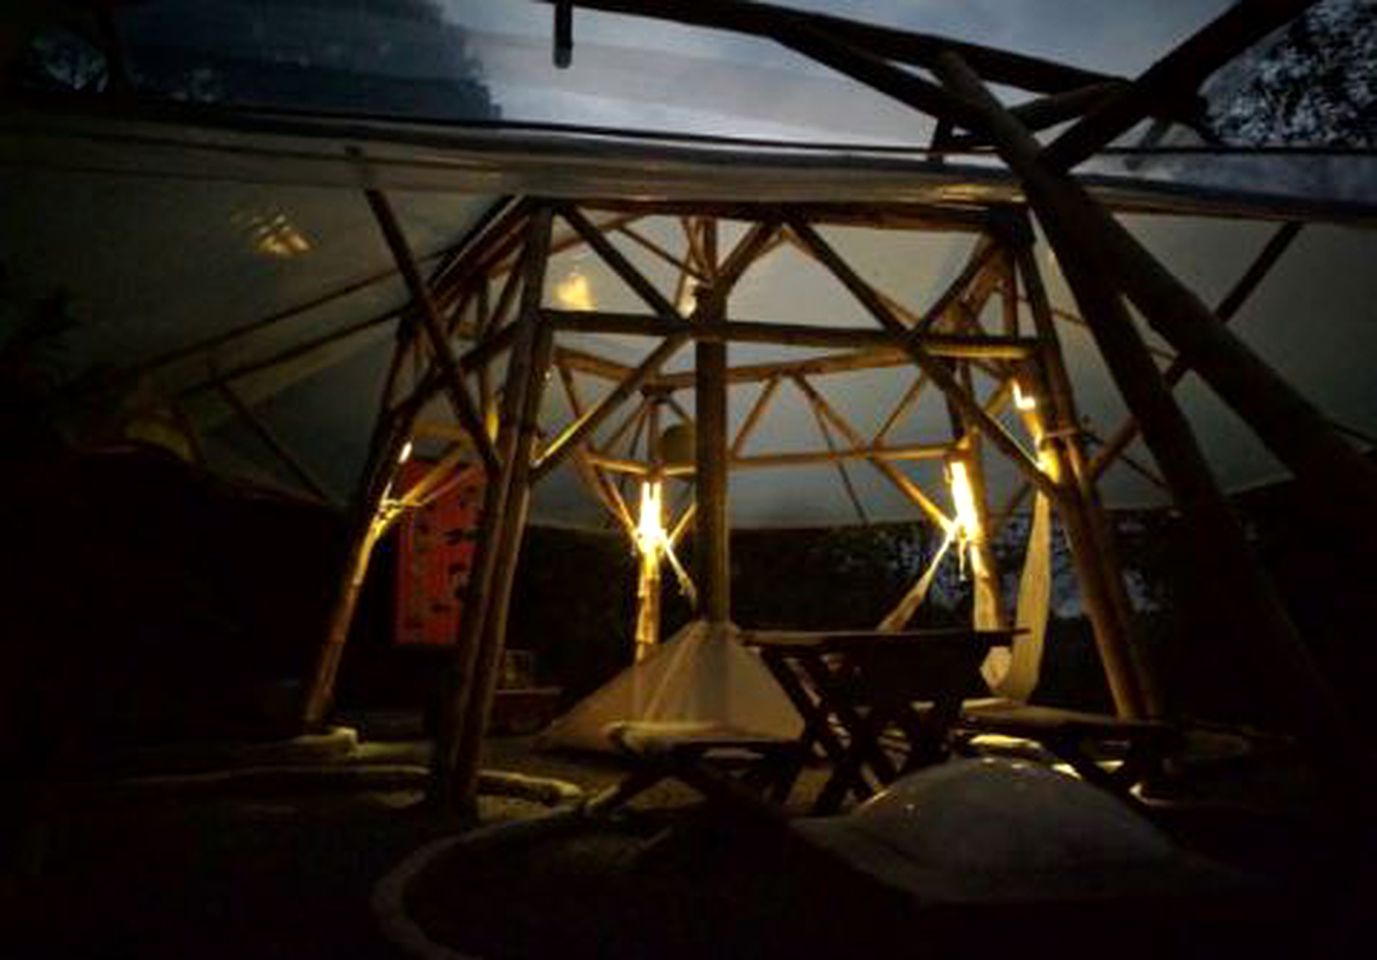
{"left": 615, "top": 223, "right": 708, "bottom": 281}
{"left": 602, "top": 395, "right": 651, "bottom": 454}
{"left": 1041, "top": 1, "right": 1316, "bottom": 171}
{"left": 789, "top": 220, "right": 1059, "bottom": 503}
{"left": 395, "top": 441, "right": 474, "bottom": 509}
{"left": 1019, "top": 254, "right": 1155, "bottom": 720}
{"left": 731, "top": 375, "right": 782, "bottom": 458}
{"left": 553, "top": 345, "right": 634, "bottom": 382}
{"left": 547, "top": 0, "right": 1122, "bottom": 94}
{"left": 542, "top": 308, "right": 1038, "bottom": 358}
{"left": 790, "top": 375, "right": 951, "bottom": 530}
{"left": 655, "top": 347, "right": 913, "bottom": 389}
{"left": 532, "top": 335, "right": 689, "bottom": 481}
{"left": 365, "top": 189, "right": 499, "bottom": 477}
{"left": 582, "top": 198, "right": 989, "bottom": 231}
{"left": 1089, "top": 221, "right": 1303, "bottom": 480}
{"left": 555, "top": 355, "right": 639, "bottom": 536}
{"left": 800, "top": 378, "right": 869, "bottom": 524}
{"left": 557, "top": 204, "right": 688, "bottom": 325}
{"left": 215, "top": 381, "right": 334, "bottom": 504}
{"left": 583, "top": 452, "right": 685, "bottom": 476}
{"left": 911, "top": 237, "right": 1001, "bottom": 336}
{"left": 1002, "top": 81, "right": 1128, "bottom": 137}
{"left": 874, "top": 372, "right": 928, "bottom": 445}
{"left": 733, "top": 442, "right": 951, "bottom": 469}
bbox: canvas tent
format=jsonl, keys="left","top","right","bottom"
{"left": 3, "top": 0, "right": 1375, "bottom": 807}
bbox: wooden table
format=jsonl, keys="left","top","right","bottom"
{"left": 743, "top": 628, "right": 1022, "bottom": 814}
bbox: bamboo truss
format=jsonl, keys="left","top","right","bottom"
{"left": 162, "top": 0, "right": 1357, "bottom": 810}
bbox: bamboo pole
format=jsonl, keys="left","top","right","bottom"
{"left": 1015, "top": 234, "right": 1159, "bottom": 718}
{"left": 542, "top": 309, "right": 1037, "bottom": 358}
{"left": 732, "top": 442, "right": 950, "bottom": 469}
{"left": 557, "top": 205, "right": 689, "bottom": 324}
{"left": 301, "top": 363, "right": 421, "bottom": 727}
{"left": 912, "top": 237, "right": 999, "bottom": 336}
{"left": 1088, "top": 222, "right": 1303, "bottom": 480}
{"left": 696, "top": 301, "right": 731, "bottom": 625}
{"left": 615, "top": 223, "right": 709, "bottom": 281}
{"left": 801, "top": 377, "right": 869, "bottom": 524}
{"left": 653, "top": 347, "right": 915, "bottom": 389}
{"left": 431, "top": 209, "right": 554, "bottom": 813}
{"left": 730, "top": 375, "right": 782, "bottom": 458}
{"left": 532, "top": 334, "right": 689, "bottom": 480}
{"left": 447, "top": 320, "right": 556, "bottom": 810}
{"left": 790, "top": 375, "right": 952, "bottom": 530}
{"left": 365, "top": 189, "right": 500, "bottom": 477}
{"left": 874, "top": 373, "right": 927, "bottom": 445}
{"left": 581, "top": 197, "right": 988, "bottom": 231}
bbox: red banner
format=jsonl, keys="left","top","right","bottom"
{"left": 393, "top": 460, "right": 485, "bottom": 646}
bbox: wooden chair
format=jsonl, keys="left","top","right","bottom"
{"left": 953, "top": 701, "right": 1184, "bottom": 800}
{"left": 583, "top": 721, "right": 802, "bottom": 820}
{"left": 949, "top": 616, "right": 1183, "bottom": 801}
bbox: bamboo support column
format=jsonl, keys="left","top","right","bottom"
{"left": 449, "top": 321, "right": 555, "bottom": 808}
{"left": 1012, "top": 235, "right": 1157, "bottom": 717}
{"left": 302, "top": 387, "right": 418, "bottom": 727}
{"left": 431, "top": 209, "right": 554, "bottom": 812}
{"left": 696, "top": 298, "right": 731, "bottom": 626}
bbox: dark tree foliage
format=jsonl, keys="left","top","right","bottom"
{"left": 1210, "top": 0, "right": 1377, "bottom": 146}
{"left": 16, "top": 0, "right": 500, "bottom": 121}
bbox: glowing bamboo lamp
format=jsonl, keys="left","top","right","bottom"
{"left": 632, "top": 476, "right": 667, "bottom": 660}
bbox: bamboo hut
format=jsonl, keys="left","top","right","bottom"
{"left": 3, "top": 0, "right": 1375, "bottom": 812}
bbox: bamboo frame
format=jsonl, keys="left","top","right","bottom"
{"left": 365, "top": 189, "right": 499, "bottom": 476}
{"left": 930, "top": 51, "right": 1336, "bottom": 725}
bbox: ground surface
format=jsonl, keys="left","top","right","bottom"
{"left": 5, "top": 732, "right": 1373, "bottom": 960}
{"left": 7, "top": 786, "right": 547, "bottom": 960}
{"left": 404, "top": 802, "right": 1375, "bottom": 960}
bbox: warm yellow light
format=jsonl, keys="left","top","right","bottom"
{"left": 555, "top": 271, "right": 595, "bottom": 311}
{"left": 947, "top": 459, "right": 982, "bottom": 541}
{"left": 677, "top": 285, "right": 697, "bottom": 318}
{"left": 1013, "top": 381, "right": 1037, "bottom": 411}
{"left": 252, "top": 213, "right": 312, "bottom": 258}
{"left": 636, "top": 479, "right": 666, "bottom": 556}
{"left": 398, "top": 440, "right": 414, "bottom": 464}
